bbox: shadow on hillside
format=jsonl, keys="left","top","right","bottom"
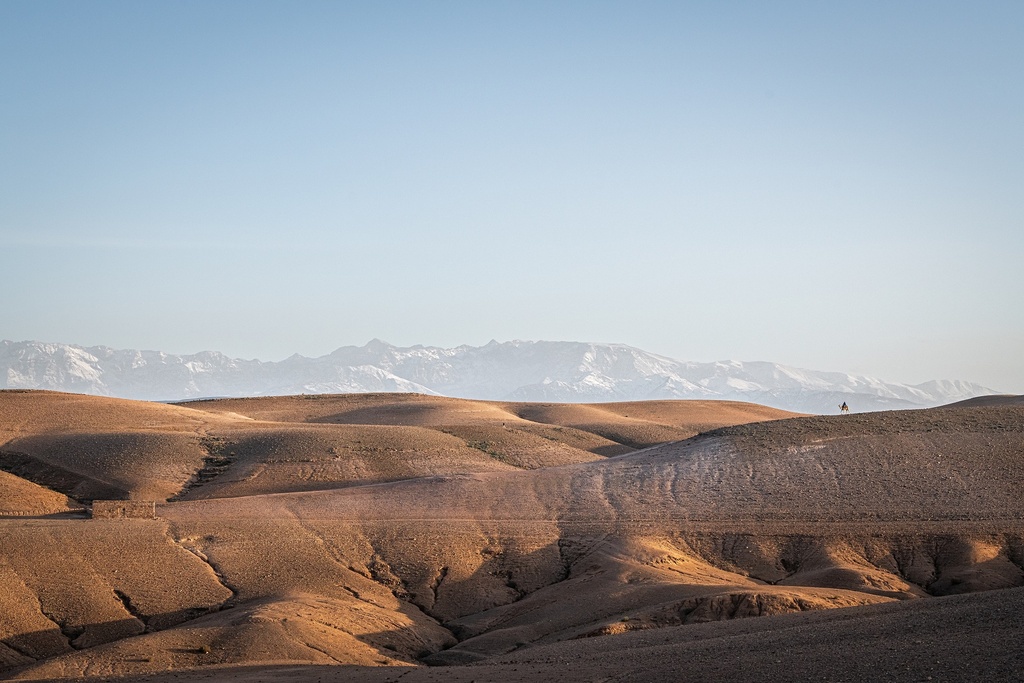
{"left": 0, "top": 448, "right": 127, "bottom": 502}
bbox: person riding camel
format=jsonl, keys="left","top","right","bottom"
{"left": 840, "top": 402, "right": 849, "bottom": 413}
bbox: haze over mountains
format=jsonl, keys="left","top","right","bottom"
{"left": 1, "top": 339, "right": 995, "bottom": 413}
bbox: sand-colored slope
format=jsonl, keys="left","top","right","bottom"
{"left": 0, "top": 390, "right": 223, "bottom": 438}
{"left": 0, "top": 393, "right": 598, "bottom": 501}
{"left": 426, "top": 535, "right": 893, "bottom": 665}
{"left": 0, "top": 471, "right": 82, "bottom": 516}
{"left": 176, "top": 394, "right": 801, "bottom": 494}
{"left": 156, "top": 499, "right": 1021, "bottom": 669}
{"left": 3, "top": 432, "right": 209, "bottom": 502}
{"left": 185, "top": 394, "right": 522, "bottom": 426}
{"left": 3, "top": 393, "right": 1022, "bottom": 680}
{"left": 8, "top": 593, "right": 450, "bottom": 680}
{"left": 0, "top": 517, "right": 233, "bottom": 674}
{"left": 2, "top": 513, "right": 458, "bottom": 680}
{"left": 944, "top": 393, "right": 1024, "bottom": 408}
{"left": 139, "top": 403, "right": 1024, "bottom": 669}
{"left": 427, "top": 425, "right": 608, "bottom": 469}
{"left": 507, "top": 399, "right": 796, "bottom": 448}
{"left": 173, "top": 424, "right": 527, "bottom": 499}
{"left": 668, "top": 405, "right": 1024, "bottom": 523}
{"left": 1, "top": 392, "right": 796, "bottom": 502}
{"left": 189, "top": 394, "right": 796, "bottom": 430}
{"left": 473, "top": 584, "right": 1024, "bottom": 683}
{"left": 0, "top": 391, "right": 235, "bottom": 502}
{"left": 40, "top": 585, "right": 1024, "bottom": 683}
{"left": 191, "top": 394, "right": 798, "bottom": 445}
{"left": 193, "top": 406, "right": 1024, "bottom": 527}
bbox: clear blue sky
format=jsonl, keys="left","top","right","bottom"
{"left": 2, "top": 1, "right": 1022, "bottom": 392}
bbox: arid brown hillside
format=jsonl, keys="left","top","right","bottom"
{"left": 0, "top": 391, "right": 796, "bottom": 503}
{"left": 943, "top": 393, "right": 1024, "bottom": 408}
{"left": 1, "top": 391, "right": 1022, "bottom": 681}
{"left": 0, "top": 471, "right": 81, "bottom": 517}
{"left": 51, "top": 586, "right": 1024, "bottom": 683}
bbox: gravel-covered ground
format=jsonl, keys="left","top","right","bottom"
{"left": 1, "top": 392, "right": 1022, "bottom": 681}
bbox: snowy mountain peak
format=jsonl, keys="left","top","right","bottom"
{"left": 0, "top": 339, "right": 999, "bottom": 413}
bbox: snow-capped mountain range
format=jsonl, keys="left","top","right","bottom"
{"left": 0, "top": 339, "right": 997, "bottom": 413}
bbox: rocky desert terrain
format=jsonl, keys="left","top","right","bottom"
{"left": 1, "top": 390, "right": 1022, "bottom": 682}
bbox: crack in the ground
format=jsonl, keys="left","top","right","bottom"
{"left": 113, "top": 590, "right": 150, "bottom": 632}
{"left": 496, "top": 568, "right": 526, "bottom": 602}
{"left": 556, "top": 539, "right": 577, "bottom": 582}
{"left": 428, "top": 566, "right": 449, "bottom": 609}
{"left": 3, "top": 521, "right": 258, "bottom": 675}
{"left": 37, "top": 607, "right": 83, "bottom": 650}
{"left": 923, "top": 539, "right": 949, "bottom": 593}
{"left": 451, "top": 537, "right": 612, "bottom": 643}
{"left": 165, "top": 523, "right": 239, "bottom": 611}
{"left": 282, "top": 509, "right": 460, "bottom": 663}
{"left": 351, "top": 544, "right": 463, "bottom": 660}
{"left": 297, "top": 638, "right": 345, "bottom": 664}
{"left": 287, "top": 509, "right": 405, "bottom": 612}
{"left": 168, "top": 437, "right": 236, "bottom": 501}
{"left": 557, "top": 533, "right": 609, "bottom": 580}
{"left": 4, "top": 563, "right": 72, "bottom": 657}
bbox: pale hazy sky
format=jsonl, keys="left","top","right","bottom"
{"left": 2, "top": 1, "right": 1022, "bottom": 392}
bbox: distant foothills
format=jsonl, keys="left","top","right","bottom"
{"left": 0, "top": 339, "right": 998, "bottom": 414}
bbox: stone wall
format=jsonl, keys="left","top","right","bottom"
{"left": 91, "top": 500, "right": 157, "bottom": 519}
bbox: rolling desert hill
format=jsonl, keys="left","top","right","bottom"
{"left": 0, "top": 471, "right": 82, "bottom": 517}
{"left": 943, "top": 393, "right": 1024, "bottom": 408}
{"left": 0, "top": 391, "right": 794, "bottom": 504}
{"left": 1, "top": 390, "right": 1022, "bottom": 681}
{"left": 64, "top": 586, "right": 1024, "bottom": 683}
